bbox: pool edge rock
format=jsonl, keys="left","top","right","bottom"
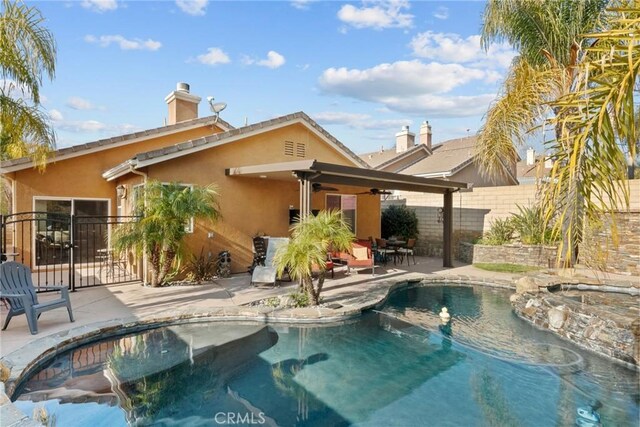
{"left": 512, "top": 292, "right": 640, "bottom": 368}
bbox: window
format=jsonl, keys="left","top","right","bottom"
{"left": 326, "top": 194, "right": 357, "bottom": 232}
{"left": 34, "top": 198, "right": 109, "bottom": 265}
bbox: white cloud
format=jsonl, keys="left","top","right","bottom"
{"left": 81, "top": 0, "right": 118, "bottom": 12}
{"left": 410, "top": 31, "right": 515, "bottom": 69}
{"left": 291, "top": 0, "right": 313, "bottom": 10}
{"left": 297, "top": 64, "right": 311, "bottom": 71}
{"left": 176, "top": 0, "right": 208, "bottom": 16}
{"left": 337, "top": 0, "right": 413, "bottom": 30}
{"left": 243, "top": 51, "right": 286, "bottom": 69}
{"left": 84, "top": 34, "right": 162, "bottom": 51}
{"left": 258, "top": 51, "right": 286, "bottom": 69}
{"left": 320, "top": 60, "right": 488, "bottom": 97}
{"left": 196, "top": 47, "right": 231, "bottom": 66}
{"left": 433, "top": 6, "right": 448, "bottom": 20}
{"left": 49, "top": 109, "right": 64, "bottom": 122}
{"left": 319, "top": 60, "right": 498, "bottom": 117}
{"left": 313, "top": 111, "right": 411, "bottom": 130}
{"left": 66, "top": 96, "right": 95, "bottom": 110}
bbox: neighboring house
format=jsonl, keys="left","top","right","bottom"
{"left": 517, "top": 147, "right": 553, "bottom": 184}
{"left": 1, "top": 83, "right": 465, "bottom": 278}
{"left": 361, "top": 122, "right": 519, "bottom": 188}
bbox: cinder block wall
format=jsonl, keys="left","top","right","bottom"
{"left": 383, "top": 179, "right": 640, "bottom": 260}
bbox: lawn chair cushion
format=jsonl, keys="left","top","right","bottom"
{"left": 352, "top": 246, "right": 369, "bottom": 261}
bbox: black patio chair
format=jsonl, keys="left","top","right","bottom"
{"left": 0, "top": 261, "right": 74, "bottom": 335}
{"left": 248, "top": 236, "right": 268, "bottom": 273}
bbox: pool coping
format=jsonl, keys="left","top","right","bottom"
{"left": 1, "top": 271, "right": 637, "bottom": 425}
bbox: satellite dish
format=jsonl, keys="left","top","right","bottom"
{"left": 207, "top": 96, "right": 227, "bottom": 123}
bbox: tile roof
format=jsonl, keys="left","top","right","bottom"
{"left": 399, "top": 136, "right": 477, "bottom": 175}
{"left": 1, "top": 115, "right": 234, "bottom": 171}
{"left": 103, "top": 112, "right": 369, "bottom": 179}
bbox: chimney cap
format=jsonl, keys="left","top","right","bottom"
{"left": 176, "top": 82, "right": 190, "bottom": 92}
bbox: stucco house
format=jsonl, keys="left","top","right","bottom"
{"left": 360, "top": 122, "right": 518, "bottom": 188}
{"left": 1, "top": 84, "right": 466, "bottom": 286}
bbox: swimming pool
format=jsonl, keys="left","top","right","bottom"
{"left": 14, "top": 285, "right": 640, "bottom": 426}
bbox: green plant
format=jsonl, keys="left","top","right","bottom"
{"left": 474, "top": 263, "right": 541, "bottom": 273}
{"left": 264, "top": 297, "right": 281, "bottom": 308}
{"left": 381, "top": 204, "right": 419, "bottom": 239}
{"left": 510, "top": 205, "right": 558, "bottom": 245}
{"left": 112, "top": 181, "right": 221, "bottom": 287}
{"left": 274, "top": 210, "right": 354, "bottom": 305}
{"left": 1, "top": 0, "right": 57, "bottom": 170}
{"left": 185, "top": 248, "right": 216, "bottom": 284}
{"left": 479, "top": 218, "right": 515, "bottom": 245}
{"left": 288, "top": 292, "right": 310, "bottom": 308}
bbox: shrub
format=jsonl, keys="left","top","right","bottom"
{"left": 288, "top": 291, "right": 310, "bottom": 307}
{"left": 381, "top": 205, "right": 419, "bottom": 239}
{"left": 479, "top": 218, "right": 515, "bottom": 245}
{"left": 185, "top": 248, "right": 216, "bottom": 284}
{"left": 511, "top": 205, "right": 558, "bottom": 244}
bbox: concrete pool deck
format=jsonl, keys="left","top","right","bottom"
{"left": 1, "top": 257, "right": 638, "bottom": 426}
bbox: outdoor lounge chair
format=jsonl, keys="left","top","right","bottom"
{"left": 346, "top": 240, "right": 375, "bottom": 275}
{"left": 0, "top": 262, "right": 74, "bottom": 335}
{"left": 248, "top": 236, "right": 268, "bottom": 273}
{"left": 250, "top": 237, "right": 289, "bottom": 287}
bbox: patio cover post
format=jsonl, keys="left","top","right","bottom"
{"left": 298, "top": 173, "right": 312, "bottom": 218}
{"left": 443, "top": 190, "right": 453, "bottom": 268}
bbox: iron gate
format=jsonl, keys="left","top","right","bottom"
{"left": 1, "top": 212, "right": 140, "bottom": 290}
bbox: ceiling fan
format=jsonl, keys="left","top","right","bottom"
{"left": 357, "top": 188, "right": 393, "bottom": 195}
{"left": 312, "top": 183, "right": 339, "bottom": 192}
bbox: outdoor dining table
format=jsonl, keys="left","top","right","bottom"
{"left": 384, "top": 240, "right": 406, "bottom": 264}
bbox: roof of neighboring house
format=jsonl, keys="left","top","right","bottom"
{"left": 517, "top": 157, "right": 552, "bottom": 180}
{"left": 103, "top": 111, "right": 370, "bottom": 181}
{"left": 399, "top": 136, "right": 477, "bottom": 176}
{"left": 359, "top": 144, "right": 430, "bottom": 171}
{"left": 0, "top": 115, "right": 234, "bottom": 173}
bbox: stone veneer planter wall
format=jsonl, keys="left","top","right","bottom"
{"left": 458, "top": 242, "right": 558, "bottom": 267}
{"left": 512, "top": 292, "right": 640, "bottom": 368}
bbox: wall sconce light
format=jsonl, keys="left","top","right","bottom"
{"left": 116, "top": 184, "right": 127, "bottom": 200}
{"left": 437, "top": 207, "right": 444, "bottom": 224}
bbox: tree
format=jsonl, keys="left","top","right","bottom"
{"left": 476, "top": 0, "right": 610, "bottom": 265}
{"left": 0, "top": 0, "right": 56, "bottom": 169}
{"left": 112, "top": 181, "right": 221, "bottom": 287}
{"left": 542, "top": 6, "right": 640, "bottom": 263}
{"left": 274, "top": 210, "right": 354, "bottom": 305}
{"left": 381, "top": 204, "right": 419, "bottom": 240}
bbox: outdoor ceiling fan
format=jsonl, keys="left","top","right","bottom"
{"left": 312, "top": 183, "right": 339, "bottom": 192}
{"left": 357, "top": 188, "right": 393, "bottom": 196}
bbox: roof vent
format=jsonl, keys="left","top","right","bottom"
{"left": 176, "top": 82, "right": 190, "bottom": 93}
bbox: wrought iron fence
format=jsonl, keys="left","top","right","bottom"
{"left": 1, "top": 212, "right": 140, "bottom": 290}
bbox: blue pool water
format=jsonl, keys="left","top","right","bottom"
{"left": 14, "top": 285, "right": 640, "bottom": 426}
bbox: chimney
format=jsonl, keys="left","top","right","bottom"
{"left": 419, "top": 121, "right": 432, "bottom": 150}
{"left": 395, "top": 125, "right": 415, "bottom": 153}
{"left": 526, "top": 147, "right": 536, "bottom": 165}
{"left": 544, "top": 155, "right": 553, "bottom": 169}
{"left": 164, "top": 82, "right": 201, "bottom": 125}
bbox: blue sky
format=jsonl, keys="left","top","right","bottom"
{"left": 30, "top": 0, "right": 517, "bottom": 154}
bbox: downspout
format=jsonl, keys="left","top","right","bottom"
{"left": 129, "top": 167, "right": 149, "bottom": 286}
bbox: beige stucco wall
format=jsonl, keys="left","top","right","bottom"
{"left": 384, "top": 179, "right": 640, "bottom": 256}
{"left": 141, "top": 123, "right": 380, "bottom": 272}
{"left": 450, "top": 161, "right": 513, "bottom": 188}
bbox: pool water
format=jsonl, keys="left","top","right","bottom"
{"left": 14, "top": 285, "right": 640, "bottom": 426}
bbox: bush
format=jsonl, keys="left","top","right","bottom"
{"left": 381, "top": 205, "right": 419, "bottom": 239}
{"left": 479, "top": 218, "right": 515, "bottom": 245}
{"left": 288, "top": 292, "right": 310, "bottom": 307}
{"left": 185, "top": 248, "right": 216, "bottom": 283}
{"left": 511, "top": 205, "right": 558, "bottom": 245}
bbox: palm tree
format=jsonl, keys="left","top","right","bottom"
{"left": 543, "top": 6, "right": 640, "bottom": 262}
{"left": 0, "top": 0, "right": 56, "bottom": 169}
{"left": 274, "top": 210, "right": 354, "bottom": 305}
{"left": 476, "top": 0, "right": 609, "bottom": 179}
{"left": 112, "top": 181, "right": 221, "bottom": 287}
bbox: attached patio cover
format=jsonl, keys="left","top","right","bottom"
{"left": 226, "top": 160, "right": 468, "bottom": 268}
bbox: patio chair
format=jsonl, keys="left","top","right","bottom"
{"left": 251, "top": 237, "right": 289, "bottom": 287}
{"left": 0, "top": 262, "right": 74, "bottom": 335}
{"left": 397, "top": 238, "right": 417, "bottom": 265}
{"left": 346, "top": 240, "right": 375, "bottom": 275}
{"left": 248, "top": 236, "right": 267, "bottom": 273}
{"left": 375, "top": 238, "right": 397, "bottom": 265}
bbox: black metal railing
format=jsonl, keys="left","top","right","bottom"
{"left": 1, "top": 212, "right": 140, "bottom": 291}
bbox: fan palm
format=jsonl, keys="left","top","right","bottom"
{"left": 0, "top": 0, "right": 56, "bottom": 169}
{"left": 274, "top": 210, "right": 354, "bottom": 305}
{"left": 112, "top": 181, "right": 221, "bottom": 287}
